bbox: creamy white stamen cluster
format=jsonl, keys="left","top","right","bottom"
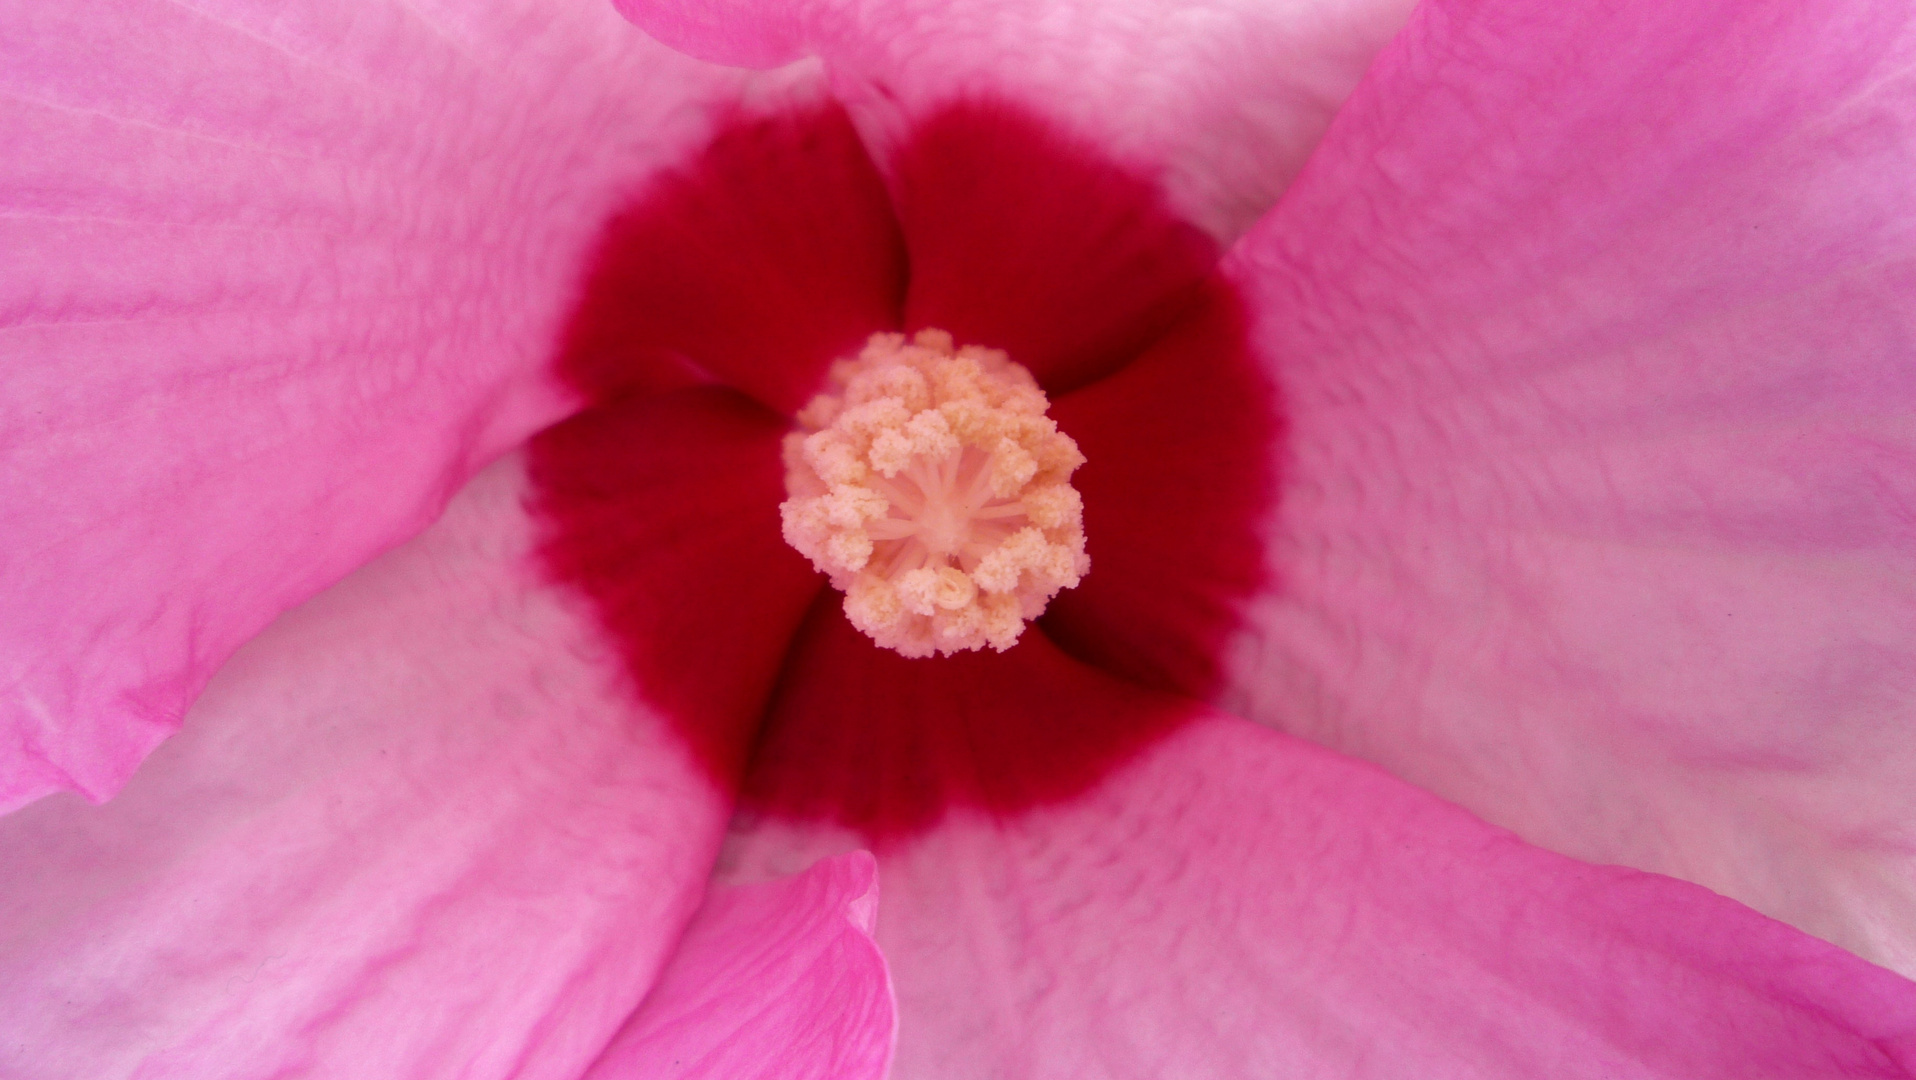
{"left": 780, "top": 329, "right": 1090, "bottom": 657}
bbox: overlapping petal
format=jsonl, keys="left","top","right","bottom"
{"left": 1223, "top": 0, "right": 1916, "bottom": 971}
{"left": 585, "top": 852, "right": 894, "bottom": 1080}
{"left": 9, "top": 0, "right": 1916, "bottom": 1075}
{"left": 613, "top": 0, "right": 1419, "bottom": 240}
{"left": 0, "top": 456, "right": 733, "bottom": 1080}
{"left": 0, "top": 0, "right": 749, "bottom": 812}
{"left": 724, "top": 710, "right": 1916, "bottom": 1079}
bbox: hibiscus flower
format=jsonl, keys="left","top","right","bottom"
{"left": 4, "top": 0, "right": 1916, "bottom": 1076}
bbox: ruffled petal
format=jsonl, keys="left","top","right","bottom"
{"left": 0, "top": 455, "right": 731, "bottom": 1080}
{"left": 615, "top": 0, "right": 1420, "bottom": 239}
{"left": 723, "top": 712, "right": 1916, "bottom": 1079}
{"left": 0, "top": 0, "right": 748, "bottom": 811}
{"left": 585, "top": 852, "right": 895, "bottom": 1080}
{"left": 1225, "top": 0, "right": 1916, "bottom": 969}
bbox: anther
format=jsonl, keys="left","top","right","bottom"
{"left": 780, "top": 330, "right": 1090, "bottom": 657}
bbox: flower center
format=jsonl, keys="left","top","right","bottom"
{"left": 780, "top": 329, "right": 1090, "bottom": 657}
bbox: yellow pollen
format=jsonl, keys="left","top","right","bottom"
{"left": 780, "top": 329, "right": 1091, "bottom": 657}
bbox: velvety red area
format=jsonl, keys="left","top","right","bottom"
{"left": 743, "top": 596, "right": 1196, "bottom": 841}
{"left": 552, "top": 105, "right": 906, "bottom": 415}
{"left": 895, "top": 102, "right": 1220, "bottom": 394}
{"left": 1043, "top": 283, "right": 1278, "bottom": 699}
{"left": 528, "top": 388, "right": 823, "bottom": 786}
{"left": 529, "top": 100, "right": 1278, "bottom": 839}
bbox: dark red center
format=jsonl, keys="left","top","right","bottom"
{"left": 527, "top": 98, "right": 1279, "bottom": 843}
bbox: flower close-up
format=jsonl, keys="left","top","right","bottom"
{"left": 4, "top": 0, "right": 1916, "bottom": 1077}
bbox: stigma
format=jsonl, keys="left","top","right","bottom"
{"left": 780, "top": 329, "right": 1090, "bottom": 657}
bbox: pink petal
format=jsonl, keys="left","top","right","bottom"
{"left": 615, "top": 0, "right": 1419, "bottom": 240}
{"left": 1224, "top": 0, "right": 1916, "bottom": 969}
{"left": 0, "top": 455, "right": 731, "bottom": 1080}
{"left": 725, "top": 711, "right": 1916, "bottom": 1078}
{"left": 0, "top": 0, "right": 747, "bottom": 812}
{"left": 585, "top": 852, "right": 895, "bottom": 1080}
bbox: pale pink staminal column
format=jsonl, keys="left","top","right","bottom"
{"left": 782, "top": 330, "right": 1089, "bottom": 656}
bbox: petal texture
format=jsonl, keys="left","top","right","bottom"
{"left": 585, "top": 852, "right": 895, "bottom": 1080}
{"left": 1226, "top": 0, "right": 1916, "bottom": 971}
{"left": 724, "top": 712, "right": 1916, "bottom": 1079}
{"left": 0, "top": 0, "right": 747, "bottom": 812}
{"left": 0, "top": 455, "right": 731, "bottom": 1080}
{"left": 616, "top": 0, "right": 1418, "bottom": 239}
